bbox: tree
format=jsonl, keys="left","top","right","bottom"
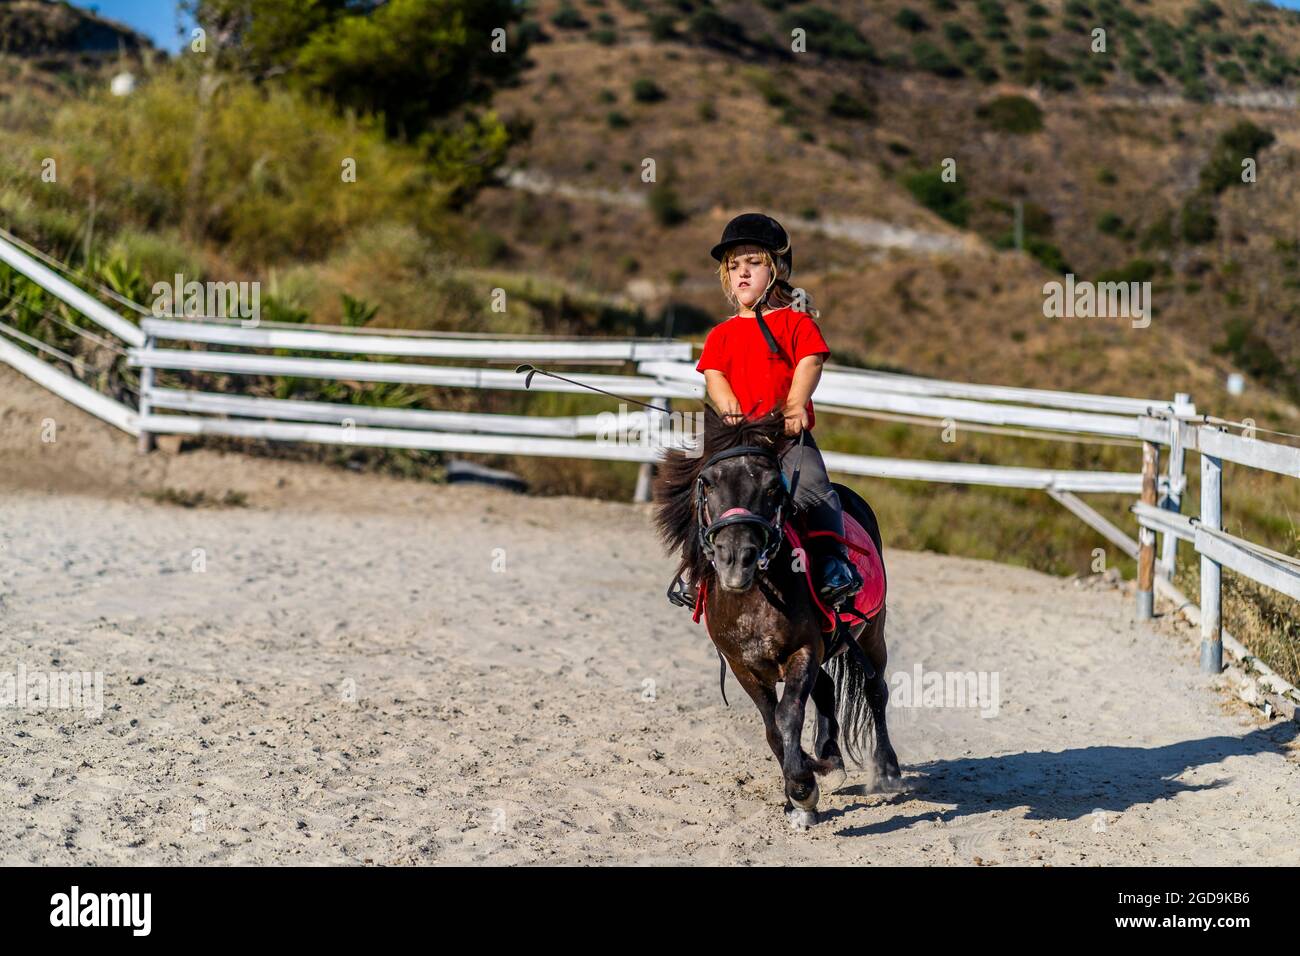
{"left": 184, "top": 0, "right": 529, "bottom": 138}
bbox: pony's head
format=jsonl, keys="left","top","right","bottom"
{"left": 653, "top": 406, "right": 792, "bottom": 593}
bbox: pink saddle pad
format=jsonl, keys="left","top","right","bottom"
{"left": 839, "top": 511, "right": 885, "bottom": 623}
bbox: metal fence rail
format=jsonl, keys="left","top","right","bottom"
{"left": 141, "top": 317, "right": 692, "bottom": 362}
{"left": 1133, "top": 414, "right": 1300, "bottom": 682}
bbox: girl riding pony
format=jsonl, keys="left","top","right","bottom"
{"left": 694, "top": 212, "right": 863, "bottom": 606}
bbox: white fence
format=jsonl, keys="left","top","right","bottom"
{"left": 0, "top": 229, "right": 1297, "bottom": 713}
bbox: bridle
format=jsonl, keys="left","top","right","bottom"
{"left": 695, "top": 430, "right": 806, "bottom": 572}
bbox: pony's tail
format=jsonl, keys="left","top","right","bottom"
{"left": 827, "top": 639, "right": 876, "bottom": 768}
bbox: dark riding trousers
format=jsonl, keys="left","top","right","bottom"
{"left": 780, "top": 428, "right": 836, "bottom": 510}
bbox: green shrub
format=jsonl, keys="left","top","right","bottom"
{"left": 1097, "top": 212, "right": 1124, "bottom": 235}
{"left": 977, "top": 0, "right": 1009, "bottom": 28}
{"left": 1185, "top": 0, "right": 1224, "bottom": 28}
{"left": 104, "top": 229, "right": 201, "bottom": 289}
{"left": 1096, "top": 259, "right": 1157, "bottom": 283}
{"left": 912, "top": 41, "right": 963, "bottom": 77}
{"left": 1021, "top": 45, "right": 1073, "bottom": 89}
{"left": 647, "top": 13, "right": 676, "bottom": 41}
{"left": 1215, "top": 60, "right": 1245, "bottom": 84}
{"left": 1213, "top": 318, "right": 1286, "bottom": 383}
{"left": 944, "top": 23, "right": 972, "bottom": 44}
{"left": 902, "top": 169, "right": 969, "bottom": 226}
{"left": 779, "top": 6, "right": 876, "bottom": 60}
{"left": 648, "top": 183, "right": 687, "bottom": 226}
{"left": 975, "top": 94, "right": 1043, "bottom": 133}
{"left": 1139, "top": 212, "right": 1175, "bottom": 250}
{"left": 49, "top": 74, "right": 432, "bottom": 266}
{"left": 631, "top": 78, "right": 666, "bottom": 102}
{"left": 551, "top": 5, "right": 589, "bottom": 29}
{"left": 827, "top": 90, "right": 875, "bottom": 120}
{"left": 518, "top": 20, "right": 550, "bottom": 45}
{"left": 1023, "top": 236, "right": 1071, "bottom": 273}
{"left": 1199, "top": 120, "right": 1275, "bottom": 194}
{"left": 689, "top": 8, "right": 744, "bottom": 47}
{"left": 1180, "top": 196, "right": 1217, "bottom": 243}
{"left": 896, "top": 8, "right": 929, "bottom": 32}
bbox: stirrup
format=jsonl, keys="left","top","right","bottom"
{"left": 817, "top": 558, "right": 862, "bottom": 607}
{"left": 666, "top": 573, "right": 696, "bottom": 610}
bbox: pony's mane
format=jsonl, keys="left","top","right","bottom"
{"left": 652, "top": 406, "right": 791, "bottom": 588}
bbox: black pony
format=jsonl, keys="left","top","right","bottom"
{"left": 654, "top": 405, "right": 900, "bottom": 827}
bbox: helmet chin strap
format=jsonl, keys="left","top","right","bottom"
{"left": 751, "top": 275, "right": 785, "bottom": 360}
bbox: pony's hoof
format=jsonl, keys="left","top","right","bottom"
{"left": 818, "top": 765, "right": 847, "bottom": 794}
{"left": 785, "top": 806, "right": 817, "bottom": 831}
{"left": 790, "top": 780, "right": 819, "bottom": 811}
{"left": 872, "top": 762, "right": 904, "bottom": 792}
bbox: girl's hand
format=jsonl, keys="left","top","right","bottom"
{"left": 719, "top": 399, "right": 744, "bottom": 426}
{"left": 782, "top": 404, "right": 809, "bottom": 436}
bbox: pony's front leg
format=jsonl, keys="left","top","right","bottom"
{"left": 730, "top": 666, "right": 783, "bottom": 764}
{"left": 776, "top": 646, "right": 820, "bottom": 828}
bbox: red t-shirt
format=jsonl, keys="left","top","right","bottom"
{"left": 695, "top": 306, "right": 831, "bottom": 429}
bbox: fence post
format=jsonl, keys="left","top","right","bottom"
{"left": 633, "top": 395, "right": 668, "bottom": 503}
{"left": 136, "top": 334, "right": 155, "bottom": 454}
{"left": 1137, "top": 440, "right": 1159, "bottom": 619}
{"left": 1158, "top": 392, "right": 1191, "bottom": 581}
{"left": 1200, "top": 448, "right": 1223, "bottom": 672}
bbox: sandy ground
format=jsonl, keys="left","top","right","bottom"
{"left": 1, "top": 364, "right": 1298, "bottom": 865}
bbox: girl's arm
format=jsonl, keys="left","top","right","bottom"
{"left": 783, "top": 354, "right": 825, "bottom": 434}
{"left": 703, "top": 370, "right": 744, "bottom": 423}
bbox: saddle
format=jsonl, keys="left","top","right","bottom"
{"left": 666, "top": 508, "right": 885, "bottom": 640}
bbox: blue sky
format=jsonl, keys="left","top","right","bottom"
{"left": 75, "top": 0, "right": 1300, "bottom": 53}
{"left": 75, "top": 1, "right": 192, "bottom": 53}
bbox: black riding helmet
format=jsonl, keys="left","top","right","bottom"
{"left": 712, "top": 213, "right": 792, "bottom": 358}
{"left": 710, "top": 213, "right": 792, "bottom": 274}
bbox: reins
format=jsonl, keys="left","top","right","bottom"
{"left": 514, "top": 364, "right": 677, "bottom": 415}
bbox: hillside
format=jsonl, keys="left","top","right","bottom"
{"left": 463, "top": 0, "right": 1300, "bottom": 431}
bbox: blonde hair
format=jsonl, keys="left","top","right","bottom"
{"left": 716, "top": 246, "right": 819, "bottom": 319}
